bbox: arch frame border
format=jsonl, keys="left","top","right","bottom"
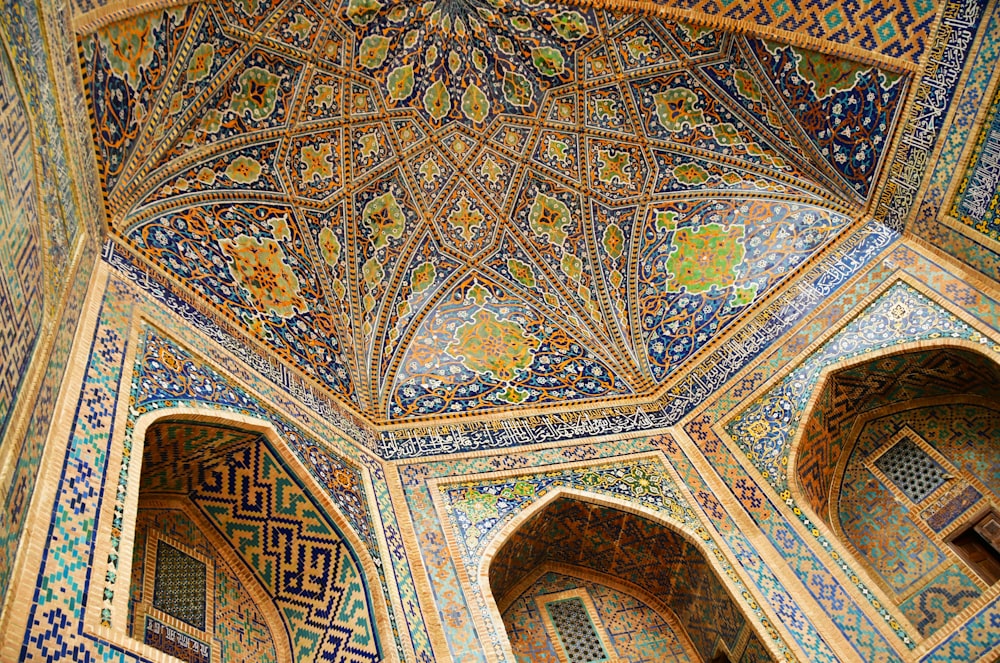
{"left": 420, "top": 450, "right": 793, "bottom": 663}
{"left": 83, "top": 403, "right": 400, "bottom": 663}
{"left": 708, "top": 268, "right": 1000, "bottom": 655}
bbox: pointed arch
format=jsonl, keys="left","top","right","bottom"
{"left": 476, "top": 486, "right": 778, "bottom": 663}
{"left": 788, "top": 341, "right": 1000, "bottom": 641}
{"left": 91, "top": 405, "right": 397, "bottom": 663}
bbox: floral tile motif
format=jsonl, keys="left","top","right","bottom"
{"left": 79, "top": 1, "right": 909, "bottom": 426}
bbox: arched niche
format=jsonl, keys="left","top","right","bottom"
{"left": 791, "top": 344, "right": 1000, "bottom": 640}
{"left": 106, "top": 409, "right": 390, "bottom": 663}
{"left": 483, "top": 492, "right": 773, "bottom": 663}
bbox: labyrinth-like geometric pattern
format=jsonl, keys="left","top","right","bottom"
{"left": 141, "top": 421, "right": 381, "bottom": 663}
{"left": 0, "top": 36, "right": 43, "bottom": 441}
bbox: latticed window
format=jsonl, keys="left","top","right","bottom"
{"left": 875, "top": 437, "right": 948, "bottom": 503}
{"left": 546, "top": 597, "right": 609, "bottom": 663}
{"left": 152, "top": 541, "right": 207, "bottom": 630}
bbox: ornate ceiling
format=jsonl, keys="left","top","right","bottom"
{"left": 80, "top": 0, "right": 909, "bottom": 427}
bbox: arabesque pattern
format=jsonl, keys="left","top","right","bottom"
{"left": 79, "top": 1, "right": 910, "bottom": 425}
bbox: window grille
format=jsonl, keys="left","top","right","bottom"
{"left": 152, "top": 540, "right": 207, "bottom": 630}
{"left": 875, "top": 437, "right": 948, "bottom": 503}
{"left": 546, "top": 597, "right": 609, "bottom": 663}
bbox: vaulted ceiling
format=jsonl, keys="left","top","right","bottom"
{"left": 81, "top": 0, "right": 909, "bottom": 427}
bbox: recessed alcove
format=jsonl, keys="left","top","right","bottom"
{"left": 488, "top": 496, "right": 772, "bottom": 662}
{"left": 793, "top": 346, "right": 1000, "bottom": 639}
{"left": 126, "top": 419, "right": 384, "bottom": 663}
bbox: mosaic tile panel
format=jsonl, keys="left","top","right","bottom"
{"left": 839, "top": 459, "right": 948, "bottom": 595}
{"left": 479, "top": 494, "right": 747, "bottom": 661}
{"left": 835, "top": 405, "right": 997, "bottom": 636}
{"left": 919, "top": 594, "right": 1000, "bottom": 662}
{"left": 144, "top": 617, "right": 211, "bottom": 663}
{"left": 0, "top": 40, "right": 43, "bottom": 442}
{"left": 795, "top": 347, "right": 1000, "bottom": 519}
{"left": 138, "top": 421, "right": 382, "bottom": 663}
{"left": 909, "top": 1, "right": 1000, "bottom": 280}
{"left": 898, "top": 564, "right": 982, "bottom": 638}
{"left": 406, "top": 442, "right": 831, "bottom": 663}
{"left": 19, "top": 276, "right": 142, "bottom": 661}
{"left": 745, "top": 38, "right": 907, "bottom": 200}
{"left": 873, "top": 0, "right": 985, "bottom": 233}
{"left": 951, "top": 83, "right": 1000, "bottom": 239}
{"left": 78, "top": 0, "right": 912, "bottom": 428}
{"left": 0, "top": 0, "right": 100, "bottom": 607}
{"left": 913, "top": 404, "right": 1000, "bottom": 498}
{"left": 678, "top": 418, "right": 907, "bottom": 661}
{"left": 108, "top": 216, "right": 897, "bottom": 459}
{"left": 15, "top": 275, "right": 407, "bottom": 663}
{"left": 0, "top": 0, "right": 83, "bottom": 257}
{"left": 129, "top": 508, "right": 279, "bottom": 663}
{"left": 728, "top": 282, "right": 987, "bottom": 495}
{"left": 723, "top": 280, "right": 999, "bottom": 644}
{"left": 547, "top": 598, "right": 609, "bottom": 663}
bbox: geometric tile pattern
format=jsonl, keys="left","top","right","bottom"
{"left": 729, "top": 282, "right": 986, "bottom": 495}
{"left": 78, "top": 1, "right": 909, "bottom": 426}
{"left": 796, "top": 347, "right": 1000, "bottom": 518}
{"left": 898, "top": 564, "right": 982, "bottom": 638}
{"left": 682, "top": 415, "right": 909, "bottom": 660}
{"left": 546, "top": 598, "right": 609, "bottom": 663}
{"left": 920, "top": 594, "right": 1000, "bottom": 662}
{"left": 18, "top": 276, "right": 143, "bottom": 661}
{"left": 66, "top": 0, "right": 941, "bottom": 64}
{"left": 0, "top": 0, "right": 103, "bottom": 609}
{"left": 0, "top": 42, "right": 43, "bottom": 442}
{"left": 130, "top": 508, "right": 279, "bottom": 663}
{"left": 408, "top": 437, "right": 817, "bottom": 661}
{"left": 153, "top": 540, "right": 208, "bottom": 630}
{"left": 837, "top": 406, "right": 995, "bottom": 635}
{"left": 723, "top": 282, "right": 997, "bottom": 652}
{"left": 840, "top": 444, "right": 949, "bottom": 594}
{"left": 139, "top": 421, "right": 382, "bottom": 663}
{"left": 134, "top": 331, "right": 375, "bottom": 551}
{"left": 12, "top": 274, "right": 407, "bottom": 663}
